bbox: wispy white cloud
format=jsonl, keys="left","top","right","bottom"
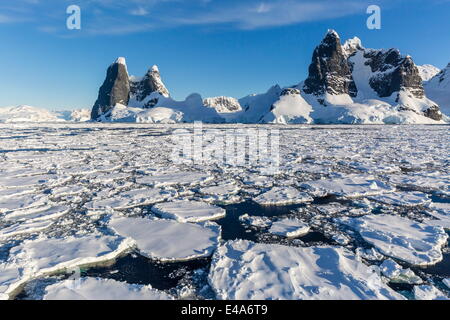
{"left": 0, "top": 0, "right": 422, "bottom": 35}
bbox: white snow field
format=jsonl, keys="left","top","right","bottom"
{"left": 209, "top": 240, "right": 404, "bottom": 300}
{"left": 0, "top": 123, "right": 449, "bottom": 300}
{"left": 43, "top": 277, "right": 173, "bottom": 300}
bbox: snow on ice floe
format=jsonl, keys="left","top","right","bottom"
{"left": 0, "top": 193, "right": 48, "bottom": 214}
{"left": 151, "top": 200, "right": 226, "bottom": 223}
{"left": 300, "top": 175, "right": 395, "bottom": 198}
{"left": 254, "top": 187, "right": 313, "bottom": 205}
{"left": 423, "top": 202, "right": 450, "bottom": 230}
{"left": 0, "top": 234, "right": 133, "bottom": 300}
{"left": 388, "top": 172, "right": 450, "bottom": 194}
{"left": 339, "top": 214, "right": 448, "bottom": 266}
{"left": 239, "top": 214, "right": 272, "bottom": 228}
{"left": 269, "top": 218, "right": 310, "bottom": 238}
{"left": 109, "top": 216, "right": 221, "bottom": 262}
{"left": 413, "top": 285, "right": 449, "bottom": 300}
{"left": 3, "top": 205, "right": 70, "bottom": 222}
{"left": 43, "top": 277, "right": 173, "bottom": 300}
{"left": 379, "top": 259, "right": 422, "bottom": 284}
{"left": 0, "top": 220, "right": 54, "bottom": 240}
{"left": 369, "top": 191, "right": 431, "bottom": 206}
{"left": 136, "top": 171, "right": 213, "bottom": 187}
{"left": 208, "top": 240, "right": 404, "bottom": 300}
{"left": 85, "top": 189, "right": 175, "bottom": 212}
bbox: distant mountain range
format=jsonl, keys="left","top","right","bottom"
{"left": 2, "top": 30, "right": 449, "bottom": 124}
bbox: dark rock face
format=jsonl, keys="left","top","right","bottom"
{"left": 280, "top": 88, "right": 301, "bottom": 96}
{"left": 91, "top": 60, "right": 130, "bottom": 120}
{"left": 303, "top": 30, "right": 357, "bottom": 99}
{"left": 365, "top": 49, "right": 425, "bottom": 98}
{"left": 130, "top": 66, "right": 170, "bottom": 108}
{"left": 423, "top": 105, "right": 442, "bottom": 121}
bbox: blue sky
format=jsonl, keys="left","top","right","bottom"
{"left": 0, "top": 0, "right": 449, "bottom": 110}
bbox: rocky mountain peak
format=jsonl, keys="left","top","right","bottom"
{"left": 130, "top": 65, "right": 170, "bottom": 106}
{"left": 303, "top": 30, "right": 357, "bottom": 98}
{"left": 91, "top": 58, "right": 131, "bottom": 120}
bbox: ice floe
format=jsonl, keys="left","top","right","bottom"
{"left": 300, "top": 175, "right": 395, "bottom": 198}
{"left": 413, "top": 285, "right": 448, "bottom": 300}
{"left": 239, "top": 214, "right": 272, "bottom": 228}
{"left": 85, "top": 189, "right": 175, "bottom": 212}
{"left": 136, "top": 172, "right": 213, "bottom": 187}
{"left": 151, "top": 200, "right": 226, "bottom": 223}
{"left": 369, "top": 191, "right": 431, "bottom": 206}
{"left": 339, "top": 214, "right": 448, "bottom": 266}
{"left": 379, "top": 259, "right": 422, "bottom": 284}
{"left": 269, "top": 218, "right": 310, "bottom": 238}
{"left": 208, "top": 240, "right": 404, "bottom": 300}
{"left": 0, "top": 234, "right": 133, "bottom": 299}
{"left": 254, "top": 187, "right": 313, "bottom": 205}
{"left": 43, "top": 277, "right": 173, "bottom": 300}
{"left": 109, "top": 216, "right": 221, "bottom": 262}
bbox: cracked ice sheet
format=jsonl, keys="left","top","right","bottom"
{"left": 43, "top": 277, "right": 173, "bottom": 300}
{"left": 300, "top": 175, "right": 395, "bottom": 198}
{"left": 369, "top": 191, "right": 431, "bottom": 206}
{"left": 208, "top": 240, "right": 404, "bottom": 300}
{"left": 339, "top": 214, "right": 448, "bottom": 266}
{"left": 0, "top": 220, "right": 54, "bottom": 240}
{"left": 0, "top": 193, "right": 48, "bottom": 214}
{"left": 254, "top": 187, "right": 313, "bottom": 205}
{"left": 109, "top": 216, "right": 221, "bottom": 262}
{"left": 151, "top": 200, "right": 226, "bottom": 223}
{"left": 0, "top": 234, "right": 133, "bottom": 300}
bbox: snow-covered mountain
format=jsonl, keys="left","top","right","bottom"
{"left": 233, "top": 30, "right": 444, "bottom": 124}
{"left": 90, "top": 32, "right": 447, "bottom": 124}
{"left": 417, "top": 65, "right": 441, "bottom": 82}
{"left": 204, "top": 96, "right": 242, "bottom": 113}
{"left": 92, "top": 58, "right": 223, "bottom": 123}
{"left": 0, "top": 105, "right": 65, "bottom": 123}
{"left": 424, "top": 63, "right": 450, "bottom": 116}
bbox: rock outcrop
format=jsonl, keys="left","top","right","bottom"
{"left": 303, "top": 30, "right": 357, "bottom": 98}
{"left": 204, "top": 96, "right": 242, "bottom": 113}
{"left": 130, "top": 65, "right": 170, "bottom": 108}
{"left": 91, "top": 58, "right": 131, "bottom": 120}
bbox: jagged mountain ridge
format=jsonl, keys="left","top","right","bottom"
{"left": 90, "top": 30, "right": 447, "bottom": 124}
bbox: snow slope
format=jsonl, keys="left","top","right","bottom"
{"left": 0, "top": 106, "right": 65, "bottom": 123}
{"left": 425, "top": 63, "right": 450, "bottom": 116}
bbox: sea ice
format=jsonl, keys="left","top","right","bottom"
{"left": 208, "top": 240, "right": 403, "bottom": 300}
{"left": 379, "top": 259, "right": 422, "bottom": 284}
{"left": 413, "top": 285, "right": 448, "bottom": 300}
{"left": 239, "top": 214, "right": 272, "bottom": 228}
{"left": 300, "top": 175, "right": 394, "bottom": 198}
{"left": 269, "top": 218, "right": 310, "bottom": 238}
{"left": 339, "top": 214, "right": 448, "bottom": 266}
{"left": 109, "top": 217, "right": 221, "bottom": 262}
{"left": 151, "top": 200, "right": 226, "bottom": 223}
{"left": 254, "top": 187, "right": 313, "bottom": 205}
{"left": 136, "top": 171, "right": 213, "bottom": 187}
{"left": 43, "top": 277, "right": 173, "bottom": 300}
{"left": 369, "top": 191, "right": 431, "bottom": 206}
